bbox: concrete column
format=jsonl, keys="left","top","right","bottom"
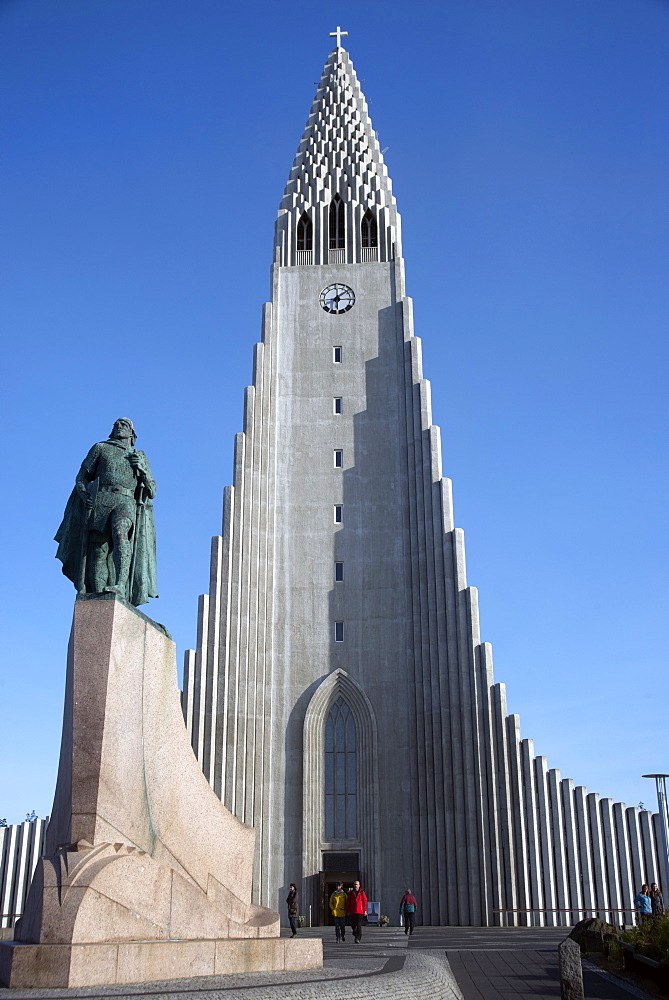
{"left": 404, "top": 347, "right": 438, "bottom": 923}
{"left": 521, "top": 739, "right": 544, "bottom": 926}
{"left": 439, "top": 512, "right": 485, "bottom": 925}
{"left": 202, "top": 535, "right": 224, "bottom": 786}
{"left": 548, "top": 769, "right": 569, "bottom": 926}
{"left": 653, "top": 813, "right": 667, "bottom": 899}
{"left": 0, "top": 826, "right": 6, "bottom": 925}
{"left": 478, "top": 644, "right": 504, "bottom": 927}
{"left": 27, "top": 820, "right": 46, "bottom": 897}
{"left": 401, "top": 348, "right": 425, "bottom": 911}
{"left": 417, "top": 419, "right": 448, "bottom": 922}
{"left": 12, "top": 823, "right": 32, "bottom": 927}
{"left": 435, "top": 480, "right": 458, "bottom": 924}
{"left": 181, "top": 649, "right": 196, "bottom": 739}
{"left": 586, "top": 792, "right": 609, "bottom": 921}
{"left": 192, "top": 593, "right": 210, "bottom": 768}
{"left": 0, "top": 819, "right": 46, "bottom": 930}
{"left": 428, "top": 472, "right": 453, "bottom": 925}
{"left": 217, "top": 483, "right": 236, "bottom": 809}
{"left": 236, "top": 387, "right": 256, "bottom": 829}
{"left": 492, "top": 684, "right": 516, "bottom": 924}
{"left": 252, "top": 304, "right": 280, "bottom": 908}
{"left": 613, "top": 803, "right": 634, "bottom": 923}
{"left": 506, "top": 715, "right": 529, "bottom": 925}
{"left": 626, "top": 808, "right": 644, "bottom": 901}
{"left": 225, "top": 431, "right": 246, "bottom": 819}
{"left": 561, "top": 779, "right": 583, "bottom": 924}
{"left": 456, "top": 584, "right": 487, "bottom": 926}
{"left": 535, "top": 757, "right": 557, "bottom": 926}
{"left": 640, "top": 810, "right": 659, "bottom": 886}
{"left": 574, "top": 787, "right": 595, "bottom": 918}
{"left": 214, "top": 493, "right": 234, "bottom": 801}
{"left": 600, "top": 799, "right": 622, "bottom": 925}
{"left": 0, "top": 824, "right": 19, "bottom": 928}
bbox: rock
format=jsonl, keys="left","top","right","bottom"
{"left": 569, "top": 917, "right": 623, "bottom": 954}
{"left": 559, "top": 937, "right": 585, "bottom": 1000}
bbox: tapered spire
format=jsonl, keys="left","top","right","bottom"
{"left": 275, "top": 45, "right": 401, "bottom": 266}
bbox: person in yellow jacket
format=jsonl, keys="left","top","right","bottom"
{"left": 329, "top": 880, "right": 348, "bottom": 942}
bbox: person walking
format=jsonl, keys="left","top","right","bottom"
{"left": 329, "top": 881, "right": 348, "bottom": 942}
{"left": 286, "top": 883, "right": 299, "bottom": 937}
{"left": 650, "top": 882, "right": 664, "bottom": 918}
{"left": 399, "top": 888, "right": 418, "bottom": 935}
{"left": 634, "top": 884, "right": 652, "bottom": 925}
{"left": 346, "top": 880, "right": 368, "bottom": 943}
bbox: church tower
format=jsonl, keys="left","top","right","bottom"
{"left": 183, "top": 36, "right": 664, "bottom": 925}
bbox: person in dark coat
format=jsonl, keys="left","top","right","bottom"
{"left": 286, "top": 883, "right": 299, "bottom": 937}
{"left": 399, "top": 888, "right": 418, "bottom": 935}
{"left": 346, "top": 880, "right": 368, "bottom": 943}
{"left": 650, "top": 882, "right": 664, "bottom": 918}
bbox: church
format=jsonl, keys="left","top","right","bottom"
{"left": 181, "top": 33, "right": 663, "bottom": 926}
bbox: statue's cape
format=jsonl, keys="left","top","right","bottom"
{"left": 54, "top": 486, "right": 87, "bottom": 586}
{"left": 55, "top": 455, "right": 158, "bottom": 606}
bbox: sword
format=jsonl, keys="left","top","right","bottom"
{"left": 128, "top": 452, "right": 146, "bottom": 602}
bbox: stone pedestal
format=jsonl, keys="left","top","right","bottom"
{"left": 559, "top": 937, "right": 584, "bottom": 1000}
{"left": 0, "top": 595, "right": 321, "bottom": 988}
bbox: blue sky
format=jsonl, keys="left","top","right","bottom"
{"left": 1, "top": 0, "right": 667, "bottom": 825}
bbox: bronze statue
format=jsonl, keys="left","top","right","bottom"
{"left": 55, "top": 418, "right": 158, "bottom": 606}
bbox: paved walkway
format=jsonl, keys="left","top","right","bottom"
{"left": 0, "top": 927, "right": 655, "bottom": 1000}
{"left": 410, "top": 927, "right": 651, "bottom": 1000}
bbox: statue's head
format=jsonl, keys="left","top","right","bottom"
{"left": 110, "top": 418, "right": 137, "bottom": 445}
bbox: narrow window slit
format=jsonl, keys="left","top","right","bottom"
{"left": 296, "top": 212, "right": 313, "bottom": 251}
{"left": 361, "top": 209, "right": 378, "bottom": 248}
{"left": 329, "top": 196, "right": 345, "bottom": 250}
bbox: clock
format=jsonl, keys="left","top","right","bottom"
{"left": 320, "top": 283, "right": 355, "bottom": 314}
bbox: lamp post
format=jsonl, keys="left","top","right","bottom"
{"left": 642, "top": 774, "right": 669, "bottom": 898}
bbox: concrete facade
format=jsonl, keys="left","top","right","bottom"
{"left": 181, "top": 44, "right": 664, "bottom": 926}
{"left": 0, "top": 819, "right": 46, "bottom": 933}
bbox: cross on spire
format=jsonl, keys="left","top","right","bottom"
{"left": 329, "top": 25, "right": 348, "bottom": 48}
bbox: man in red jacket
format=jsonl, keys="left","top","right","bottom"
{"left": 346, "top": 880, "right": 368, "bottom": 943}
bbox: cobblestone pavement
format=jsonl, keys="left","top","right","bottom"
{"left": 0, "top": 929, "right": 461, "bottom": 1000}
{"left": 1, "top": 926, "right": 654, "bottom": 1000}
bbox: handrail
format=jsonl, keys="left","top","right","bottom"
{"left": 494, "top": 908, "right": 635, "bottom": 913}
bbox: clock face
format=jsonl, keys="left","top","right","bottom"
{"left": 320, "top": 283, "right": 355, "bottom": 314}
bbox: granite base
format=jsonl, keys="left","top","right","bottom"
{"left": 0, "top": 937, "right": 322, "bottom": 988}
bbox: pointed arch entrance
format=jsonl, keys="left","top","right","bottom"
{"left": 302, "top": 669, "right": 380, "bottom": 919}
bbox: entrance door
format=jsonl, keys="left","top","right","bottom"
{"left": 320, "top": 870, "right": 360, "bottom": 925}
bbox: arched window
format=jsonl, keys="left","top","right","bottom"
{"left": 329, "top": 196, "right": 345, "bottom": 250}
{"left": 361, "top": 209, "right": 378, "bottom": 248}
{"left": 297, "top": 212, "right": 312, "bottom": 252}
{"left": 325, "top": 696, "right": 356, "bottom": 838}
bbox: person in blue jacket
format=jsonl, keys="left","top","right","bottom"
{"left": 634, "top": 884, "right": 652, "bottom": 924}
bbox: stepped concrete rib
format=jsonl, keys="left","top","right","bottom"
{"left": 181, "top": 41, "right": 665, "bottom": 926}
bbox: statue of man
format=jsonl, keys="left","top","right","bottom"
{"left": 55, "top": 418, "right": 158, "bottom": 606}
